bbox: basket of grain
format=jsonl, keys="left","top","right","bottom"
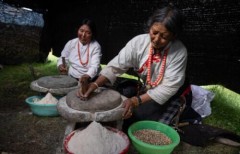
{"left": 64, "top": 121, "right": 130, "bottom": 154}
{"left": 128, "top": 120, "right": 180, "bottom": 154}
{"left": 25, "top": 93, "right": 60, "bottom": 116}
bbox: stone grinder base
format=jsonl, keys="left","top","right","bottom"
{"left": 56, "top": 94, "right": 126, "bottom": 154}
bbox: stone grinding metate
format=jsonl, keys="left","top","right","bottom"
{"left": 37, "top": 75, "right": 78, "bottom": 89}
{"left": 66, "top": 89, "right": 122, "bottom": 112}
{"left": 57, "top": 88, "right": 126, "bottom": 122}
{"left": 30, "top": 75, "right": 80, "bottom": 95}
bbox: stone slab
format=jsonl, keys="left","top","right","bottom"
{"left": 30, "top": 75, "right": 80, "bottom": 95}
{"left": 66, "top": 88, "right": 122, "bottom": 112}
{"left": 37, "top": 75, "right": 78, "bottom": 89}
{"left": 57, "top": 95, "right": 126, "bottom": 122}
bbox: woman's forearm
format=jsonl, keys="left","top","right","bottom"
{"left": 93, "top": 75, "right": 109, "bottom": 87}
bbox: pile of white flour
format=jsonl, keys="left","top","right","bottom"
{"left": 33, "top": 93, "right": 58, "bottom": 104}
{"left": 67, "top": 121, "right": 128, "bottom": 154}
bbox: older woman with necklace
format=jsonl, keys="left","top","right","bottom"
{"left": 78, "top": 4, "right": 194, "bottom": 132}
{"left": 57, "top": 19, "right": 102, "bottom": 85}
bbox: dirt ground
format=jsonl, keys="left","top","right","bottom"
{"left": 0, "top": 98, "right": 239, "bottom": 154}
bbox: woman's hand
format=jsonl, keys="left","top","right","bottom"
{"left": 77, "top": 82, "right": 98, "bottom": 101}
{"left": 122, "top": 97, "right": 138, "bottom": 119}
{"left": 77, "top": 75, "right": 108, "bottom": 101}
{"left": 79, "top": 74, "right": 90, "bottom": 84}
{"left": 58, "top": 64, "right": 67, "bottom": 75}
{"left": 79, "top": 74, "right": 90, "bottom": 94}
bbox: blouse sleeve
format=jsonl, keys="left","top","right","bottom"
{"left": 86, "top": 42, "right": 102, "bottom": 79}
{"left": 100, "top": 37, "right": 139, "bottom": 85}
{"left": 57, "top": 40, "right": 73, "bottom": 67}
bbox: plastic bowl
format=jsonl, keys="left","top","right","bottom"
{"left": 128, "top": 120, "right": 180, "bottom": 154}
{"left": 64, "top": 127, "right": 130, "bottom": 154}
{"left": 25, "top": 96, "right": 59, "bottom": 116}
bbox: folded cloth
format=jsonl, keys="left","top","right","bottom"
{"left": 179, "top": 124, "right": 240, "bottom": 147}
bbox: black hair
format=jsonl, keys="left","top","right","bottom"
{"left": 145, "top": 3, "right": 183, "bottom": 36}
{"left": 80, "top": 19, "right": 97, "bottom": 40}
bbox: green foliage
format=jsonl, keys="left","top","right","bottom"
{"left": 0, "top": 53, "right": 59, "bottom": 107}
{"left": 202, "top": 85, "right": 240, "bottom": 135}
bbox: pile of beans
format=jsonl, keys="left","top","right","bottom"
{"left": 133, "top": 129, "right": 172, "bottom": 145}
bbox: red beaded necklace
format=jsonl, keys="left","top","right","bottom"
{"left": 77, "top": 42, "right": 90, "bottom": 67}
{"left": 146, "top": 45, "right": 169, "bottom": 89}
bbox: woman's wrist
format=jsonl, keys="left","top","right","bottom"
{"left": 136, "top": 95, "right": 142, "bottom": 105}
{"left": 92, "top": 82, "right": 99, "bottom": 89}
{"left": 130, "top": 96, "right": 139, "bottom": 108}
{"left": 131, "top": 95, "right": 143, "bottom": 108}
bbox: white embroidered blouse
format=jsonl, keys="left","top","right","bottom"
{"left": 100, "top": 34, "right": 187, "bottom": 105}
{"left": 57, "top": 38, "right": 102, "bottom": 79}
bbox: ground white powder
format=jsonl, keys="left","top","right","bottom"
{"left": 34, "top": 93, "right": 58, "bottom": 104}
{"left": 67, "top": 121, "right": 128, "bottom": 154}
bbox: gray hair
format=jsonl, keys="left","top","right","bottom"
{"left": 146, "top": 3, "right": 183, "bottom": 36}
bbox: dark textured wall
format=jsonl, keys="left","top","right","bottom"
{"left": 2, "top": 0, "right": 240, "bottom": 93}
{"left": 179, "top": 1, "right": 240, "bottom": 93}
{"left": 44, "top": 0, "right": 240, "bottom": 92}
{"left": 40, "top": 0, "right": 169, "bottom": 61}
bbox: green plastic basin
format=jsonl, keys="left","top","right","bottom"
{"left": 128, "top": 120, "right": 180, "bottom": 154}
